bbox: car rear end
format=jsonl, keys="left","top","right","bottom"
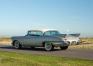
{"left": 45, "top": 36, "right": 69, "bottom": 47}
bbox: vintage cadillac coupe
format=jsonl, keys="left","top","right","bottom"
{"left": 11, "top": 30, "right": 69, "bottom": 51}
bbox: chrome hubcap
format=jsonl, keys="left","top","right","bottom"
{"left": 45, "top": 43, "right": 52, "bottom": 51}
{"left": 15, "top": 41, "right": 20, "bottom": 48}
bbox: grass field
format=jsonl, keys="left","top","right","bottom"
{"left": 0, "top": 51, "right": 93, "bottom": 66}
{"left": 80, "top": 38, "right": 93, "bottom": 44}
{"left": 0, "top": 37, "right": 11, "bottom": 45}
{"left": 70, "top": 43, "right": 93, "bottom": 50}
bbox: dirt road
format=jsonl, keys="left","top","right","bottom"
{"left": 0, "top": 44, "right": 93, "bottom": 60}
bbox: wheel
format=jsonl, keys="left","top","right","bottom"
{"left": 67, "top": 41, "right": 70, "bottom": 45}
{"left": 44, "top": 42, "right": 54, "bottom": 51}
{"left": 30, "top": 47, "right": 35, "bottom": 49}
{"left": 14, "top": 41, "right": 22, "bottom": 49}
{"left": 60, "top": 46, "right": 68, "bottom": 50}
{"left": 76, "top": 42, "right": 80, "bottom": 45}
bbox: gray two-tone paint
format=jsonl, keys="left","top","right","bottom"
{"left": 11, "top": 30, "right": 68, "bottom": 47}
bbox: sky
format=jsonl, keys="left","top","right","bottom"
{"left": 0, "top": 0, "right": 93, "bottom": 37}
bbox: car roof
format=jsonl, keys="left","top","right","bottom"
{"left": 28, "top": 30, "right": 43, "bottom": 32}
{"left": 28, "top": 29, "right": 58, "bottom": 32}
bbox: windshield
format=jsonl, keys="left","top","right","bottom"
{"left": 44, "top": 31, "right": 60, "bottom": 36}
{"left": 27, "top": 31, "right": 43, "bottom": 36}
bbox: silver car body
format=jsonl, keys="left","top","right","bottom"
{"left": 11, "top": 30, "right": 68, "bottom": 47}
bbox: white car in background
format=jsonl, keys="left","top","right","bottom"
{"left": 64, "top": 34, "right": 80, "bottom": 45}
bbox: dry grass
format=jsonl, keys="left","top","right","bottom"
{"left": 69, "top": 38, "right": 93, "bottom": 49}
{"left": 0, "top": 37, "right": 11, "bottom": 45}
{"left": 70, "top": 44, "right": 93, "bottom": 50}
{"left": 80, "top": 38, "right": 93, "bottom": 44}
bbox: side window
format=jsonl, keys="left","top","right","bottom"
{"left": 44, "top": 31, "right": 51, "bottom": 36}
{"left": 51, "top": 32, "right": 56, "bottom": 35}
